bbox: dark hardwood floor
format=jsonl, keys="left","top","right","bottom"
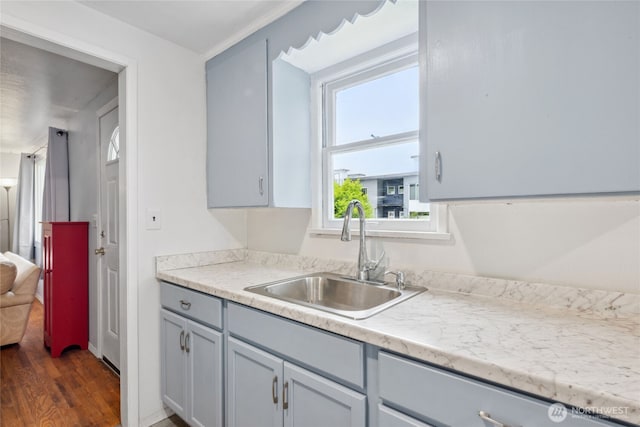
{"left": 1, "top": 300, "right": 120, "bottom": 426}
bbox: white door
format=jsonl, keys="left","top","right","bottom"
{"left": 98, "top": 99, "right": 120, "bottom": 371}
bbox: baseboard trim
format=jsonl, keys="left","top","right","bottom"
{"left": 140, "top": 407, "right": 174, "bottom": 427}
{"left": 88, "top": 342, "right": 100, "bottom": 358}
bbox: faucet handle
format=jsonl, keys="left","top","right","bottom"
{"left": 384, "top": 270, "right": 406, "bottom": 290}
{"left": 365, "top": 249, "right": 386, "bottom": 271}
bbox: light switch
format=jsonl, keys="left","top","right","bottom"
{"left": 146, "top": 209, "right": 161, "bottom": 230}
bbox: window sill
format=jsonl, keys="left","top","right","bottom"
{"left": 308, "top": 228, "right": 451, "bottom": 241}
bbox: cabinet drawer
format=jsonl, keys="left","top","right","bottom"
{"left": 161, "top": 282, "right": 222, "bottom": 330}
{"left": 378, "top": 405, "right": 434, "bottom": 427}
{"left": 227, "top": 302, "right": 365, "bottom": 389}
{"left": 378, "top": 351, "right": 618, "bottom": 427}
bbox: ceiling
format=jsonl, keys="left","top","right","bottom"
{"left": 78, "top": 0, "right": 304, "bottom": 56}
{"left": 0, "top": 37, "right": 117, "bottom": 154}
{"left": 0, "top": 1, "right": 305, "bottom": 155}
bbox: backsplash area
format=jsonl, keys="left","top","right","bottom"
{"left": 157, "top": 249, "right": 639, "bottom": 320}
{"left": 245, "top": 200, "right": 640, "bottom": 295}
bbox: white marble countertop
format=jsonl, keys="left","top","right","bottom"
{"left": 156, "top": 259, "right": 640, "bottom": 424}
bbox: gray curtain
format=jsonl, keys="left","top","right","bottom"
{"left": 12, "top": 154, "right": 35, "bottom": 259}
{"left": 42, "top": 127, "right": 70, "bottom": 222}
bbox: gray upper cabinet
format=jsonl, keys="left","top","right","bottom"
{"left": 421, "top": 1, "right": 640, "bottom": 200}
{"left": 205, "top": 0, "right": 386, "bottom": 208}
{"left": 206, "top": 38, "right": 269, "bottom": 207}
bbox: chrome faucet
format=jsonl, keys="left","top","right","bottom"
{"left": 341, "top": 200, "right": 379, "bottom": 281}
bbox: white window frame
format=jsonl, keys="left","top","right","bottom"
{"left": 309, "top": 38, "right": 447, "bottom": 237}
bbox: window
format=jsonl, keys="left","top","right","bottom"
{"left": 320, "top": 51, "right": 433, "bottom": 232}
{"left": 278, "top": 0, "right": 445, "bottom": 236}
{"left": 410, "top": 184, "right": 419, "bottom": 200}
{"left": 107, "top": 126, "right": 120, "bottom": 161}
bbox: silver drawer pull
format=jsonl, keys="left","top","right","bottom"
{"left": 180, "top": 300, "right": 191, "bottom": 310}
{"left": 478, "top": 411, "right": 515, "bottom": 427}
{"left": 179, "top": 330, "right": 185, "bottom": 351}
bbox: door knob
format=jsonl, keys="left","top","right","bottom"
{"left": 95, "top": 247, "right": 105, "bottom": 255}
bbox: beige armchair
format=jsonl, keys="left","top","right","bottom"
{"left": 0, "top": 252, "right": 41, "bottom": 346}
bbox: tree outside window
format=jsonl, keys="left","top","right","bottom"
{"left": 333, "top": 178, "right": 373, "bottom": 218}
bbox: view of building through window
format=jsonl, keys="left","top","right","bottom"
{"left": 328, "top": 63, "right": 429, "bottom": 220}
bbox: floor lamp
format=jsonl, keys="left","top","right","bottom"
{"left": 0, "top": 178, "right": 18, "bottom": 252}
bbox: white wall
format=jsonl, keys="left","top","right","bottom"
{"left": 247, "top": 197, "right": 640, "bottom": 294}
{"left": 0, "top": 152, "right": 21, "bottom": 178}
{"left": 1, "top": 2, "right": 247, "bottom": 424}
{"left": 0, "top": 152, "right": 21, "bottom": 252}
{"left": 67, "top": 77, "right": 118, "bottom": 347}
{"left": 5, "top": 1, "right": 638, "bottom": 425}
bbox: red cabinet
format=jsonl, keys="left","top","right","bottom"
{"left": 43, "top": 222, "right": 89, "bottom": 357}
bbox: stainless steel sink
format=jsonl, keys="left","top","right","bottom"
{"left": 245, "top": 272, "right": 425, "bottom": 319}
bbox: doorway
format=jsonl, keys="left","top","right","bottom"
{"left": 0, "top": 24, "right": 137, "bottom": 426}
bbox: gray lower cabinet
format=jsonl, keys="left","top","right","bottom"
{"left": 227, "top": 336, "right": 367, "bottom": 427}
{"left": 159, "top": 284, "right": 628, "bottom": 427}
{"left": 160, "top": 308, "right": 223, "bottom": 427}
{"left": 378, "top": 351, "right": 619, "bottom": 427}
{"left": 378, "top": 405, "right": 433, "bottom": 427}
{"left": 227, "top": 337, "right": 282, "bottom": 427}
{"left": 284, "top": 362, "right": 366, "bottom": 427}
{"left": 226, "top": 302, "right": 365, "bottom": 390}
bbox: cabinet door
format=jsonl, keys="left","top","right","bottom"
{"left": 206, "top": 38, "right": 269, "bottom": 208}
{"left": 227, "top": 337, "right": 282, "bottom": 427}
{"left": 422, "top": 1, "right": 639, "bottom": 200}
{"left": 186, "top": 320, "right": 223, "bottom": 427}
{"left": 283, "top": 362, "right": 366, "bottom": 427}
{"left": 160, "top": 309, "right": 187, "bottom": 419}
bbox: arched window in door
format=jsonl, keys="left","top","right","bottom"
{"left": 107, "top": 126, "right": 120, "bottom": 161}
